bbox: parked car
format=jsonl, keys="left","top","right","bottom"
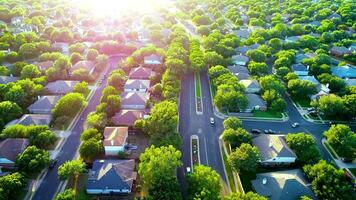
{"left": 210, "top": 117, "right": 215, "bottom": 124}
{"left": 251, "top": 129, "right": 261, "bottom": 134}
{"left": 49, "top": 159, "right": 58, "bottom": 169}
{"left": 264, "top": 129, "right": 276, "bottom": 134}
{"left": 291, "top": 123, "right": 299, "bottom": 128}
{"left": 307, "top": 107, "right": 315, "bottom": 112}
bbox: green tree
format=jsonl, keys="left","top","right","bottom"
{"left": 148, "top": 174, "right": 182, "bottom": 200}
{"left": 285, "top": 133, "right": 321, "bottom": 164}
{"left": 108, "top": 69, "right": 126, "bottom": 91}
{"left": 29, "top": 130, "right": 57, "bottom": 149}
{"left": 247, "top": 62, "right": 268, "bottom": 76}
{"left": 246, "top": 49, "right": 266, "bottom": 62}
{"left": 204, "top": 52, "right": 225, "bottom": 68}
{"left": 80, "top": 128, "right": 102, "bottom": 141}
{"left": 224, "top": 192, "right": 267, "bottom": 200}
{"left": 0, "top": 101, "right": 22, "bottom": 127}
{"left": 311, "top": 94, "right": 344, "bottom": 118}
{"left": 86, "top": 112, "right": 107, "bottom": 131}
{"left": 86, "top": 49, "right": 99, "bottom": 61}
{"left": 100, "top": 86, "right": 119, "bottom": 102}
{"left": 16, "top": 146, "right": 50, "bottom": 174}
{"left": 270, "top": 98, "right": 287, "bottom": 112}
{"left": 228, "top": 143, "right": 260, "bottom": 173}
{"left": 222, "top": 128, "right": 252, "bottom": 148}
{"left": 73, "top": 81, "right": 90, "bottom": 97}
{"left": 20, "top": 64, "right": 41, "bottom": 79}
{"left": 58, "top": 160, "right": 86, "bottom": 180}
{"left": 55, "top": 189, "right": 75, "bottom": 200}
{"left": 52, "top": 93, "right": 86, "bottom": 119}
{"left": 0, "top": 66, "right": 10, "bottom": 76}
{"left": 187, "top": 165, "right": 221, "bottom": 200}
{"left": 287, "top": 79, "right": 317, "bottom": 98}
{"left": 70, "top": 52, "right": 83, "bottom": 65}
{"left": 303, "top": 160, "right": 352, "bottom": 200}
{"left": 343, "top": 94, "right": 356, "bottom": 119}
{"left": 223, "top": 117, "right": 242, "bottom": 130}
{"left": 259, "top": 75, "right": 285, "bottom": 93}
{"left": 105, "top": 95, "right": 121, "bottom": 117}
{"left": 139, "top": 145, "right": 182, "bottom": 196}
{"left": 0, "top": 172, "right": 26, "bottom": 199}
{"left": 324, "top": 124, "right": 356, "bottom": 159}
{"left": 79, "top": 138, "right": 103, "bottom": 161}
{"left": 214, "top": 84, "right": 248, "bottom": 112}
{"left": 18, "top": 43, "right": 38, "bottom": 59}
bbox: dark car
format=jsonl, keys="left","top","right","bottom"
{"left": 264, "top": 129, "right": 276, "bottom": 134}
{"left": 49, "top": 159, "right": 58, "bottom": 169}
{"left": 251, "top": 129, "right": 261, "bottom": 134}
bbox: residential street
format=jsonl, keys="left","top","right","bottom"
{"left": 32, "top": 56, "right": 123, "bottom": 200}
{"left": 178, "top": 71, "right": 356, "bottom": 194}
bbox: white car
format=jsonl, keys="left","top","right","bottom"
{"left": 186, "top": 167, "right": 191, "bottom": 174}
{"left": 210, "top": 117, "right": 215, "bottom": 124}
{"left": 291, "top": 123, "right": 300, "bottom": 128}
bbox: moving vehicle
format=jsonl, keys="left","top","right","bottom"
{"left": 251, "top": 129, "right": 261, "bottom": 134}
{"left": 186, "top": 167, "right": 191, "bottom": 174}
{"left": 291, "top": 122, "right": 300, "bottom": 128}
{"left": 264, "top": 129, "right": 276, "bottom": 134}
{"left": 210, "top": 117, "right": 215, "bottom": 124}
{"left": 49, "top": 159, "right": 58, "bottom": 169}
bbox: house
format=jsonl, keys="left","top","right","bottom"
{"left": 344, "top": 79, "right": 356, "bottom": 86}
{"left": 227, "top": 65, "right": 249, "bottom": 74}
{"left": 6, "top": 114, "right": 52, "bottom": 127}
{"left": 52, "top": 42, "right": 69, "bottom": 55}
{"left": 328, "top": 13, "right": 342, "bottom": 20}
{"left": 124, "top": 79, "right": 150, "bottom": 92}
{"left": 143, "top": 54, "right": 163, "bottom": 66}
{"left": 35, "top": 61, "right": 54, "bottom": 71}
{"left": 298, "top": 75, "right": 321, "bottom": 89}
{"left": 27, "top": 96, "right": 61, "bottom": 114}
{"left": 284, "top": 36, "right": 300, "bottom": 43}
{"left": 252, "top": 134, "right": 297, "bottom": 165}
{"left": 70, "top": 60, "right": 95, "bottom": 75}
{"left": 234, "top": 72, "right": 250, "bottom": 80}
{"left": 128, "top": 66, "right": 153, "bottom": 80}
{"left": 121, "top": 92, "right": 150, "bottom": 110}
{"left": 45, "top": 80, "right": 79, "bottom": 94}
{"left": 291, "top": 63, "right": 308, "bottom": 76}
{"left": 86, "top": 159, "right": 136, "bottom": 195}
{"left": 11, "top": 16, "right": 24, "bottom": 26}
{"left": 0, "top": 138, "right": 29, "bottom": 168}
{"left": 310, "top": 84, "right": 330, "bottom": 100}
{"left": 232, "top": 55, "right": 249, "bottom": 66}
{"left": 137, "top": 27, "right": 150, "bottom": 43}
{"left": 235, "top": 29, "right": 250, "bottom": 39}
{"left": 239, "top": 80, "right": 261, "bottom": 93}
{"left": 251, "top": 169, "right": 316, "bottom": 200}
{"left": 111, "top": 110, "right": 149, "bottom": 127}
{"left": 308, "top": 21, "right": 321, "bottom": 27}
{"left": 103, "top": 127, "right": 128, "bottom": 155}
{"left": 330, "top": 46, "right": 352, "bottom": 56}
{"left": 236, "top": 44, "right": 260, "bottom": 55}
{"left": 331, "top": 65, "right": 356, "bottom": 79}
{"left": 244, "top": 94, "right": 267, "bottom": 112}
{"left": 295, "top": 53, "right": 310, "bottom": 63}
{"left": 0, "top": 76, "right": 19, "bottom": 84}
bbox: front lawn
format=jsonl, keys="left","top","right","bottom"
{"left": 349, "top": 168, "right": 356, "bottom": 177}
{"left": 293, "top": 97, "right": 311, "bottom": 108}
{"left": 253, "top": 110, "right": 283, "bottom": 118}
{"left": 221, "top": 145, "right": 236, "bottom": 192}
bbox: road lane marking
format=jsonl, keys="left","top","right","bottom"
{"left": 204, "top": 137, "right": 209, "bottom": 166}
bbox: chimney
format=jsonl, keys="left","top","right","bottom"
{"left": 262, "top": 178, "right": 267, "bottom": 185}
{"left": 269, "top": 142, "right": 273, "bottom": 148}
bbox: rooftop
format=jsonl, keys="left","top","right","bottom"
{"left": 103, "top": 127, "right": 128, "bottom": 147}
{"left": 0, "top": 138, "right": 29, "bottom": 164}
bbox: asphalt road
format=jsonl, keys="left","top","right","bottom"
{"left": 177, "top": 71, "right": 356, "bottom": 196}
{"left": 32, "top": 56, "right": 123, "bottom": 200}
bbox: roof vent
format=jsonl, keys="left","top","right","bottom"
{"left": 262, "top": 178, "right": 267, "bottom": 185}
{"left": 269, "top": 142, "right": 273, "bottom": 148}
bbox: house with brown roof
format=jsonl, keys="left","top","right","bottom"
{"left": 252, "top": 134, "right": 297, "bottom": 166}
{"left": 121, "top": 92, "right": 150, "bottom": 110}
{"left": 0, "top": 138, "right": 29, "bottom": 168}
{"left": 103, "top": 127, "right": 128, "bottom": 156}
{"left": 124, "top": 79, "right": 150, "bottom": 93}
{"left": 111, "top": 110, "right": 149, "bottom": 127}
{"left": 45, "top": 80, "right": 79, "bottom": 94}
{"left": 128, "top": 66, "right": 152, "bottom": 80}
{"left": 70, "top": 60, "right": 95, "bottom": 76}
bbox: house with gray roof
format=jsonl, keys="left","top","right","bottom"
{"left": 244, "top": 94, "right": 267, "bottom": 113}
{"left": 128, "top": 66, "right": 153, "bottom": 80}
{"left": 298, "top": 75, "right": 321, "bottom": 89}
{"left": 6, "top": 114, "right": 52, "bottom": 127}
{"left": 235, "top": 44, "right": 260, "bottom": 55}
{"left": 45, "top": 80, "right": 79, "bottom": 95}
{"left": 86, "top": 159, "right": 136, "bottom": 195}
{"left": 0, "top": 76, "right": 19, "bottom": 84}
{"left": 253, "top": 134, "right": 296, "bottom": 165}
{"left": 232, "top": 55, "right": 249, "bottom": 66}
{"left": 228, "top": 65, "right": 249, "bottom": 74}
{"left": 0, "top": 138, "right": 29, "bottom": 169}
{"left": 330, "top": 46, "right": 352, "bottom": 56}
{"left": 251, "top": 169, "right": 316, "bottom": 200}
{"left": 234, "top": 72, "right": 250, "bottom": 80}
{"left": 295, "top": 53, "right": 315, "bottom": 63}
{"left": 291, "top": 63, "right": 308, "bottom": 76}
{"left": 235, "top": 29, "right": 250, "bottom": 39}
{"left": 27, "top": 96, "right": 61, "bottom": 114}
{"left": 124, "top": 79, "right": 150, "bottom": 93}
{"left": 284, "top": 36, "right": 300, "bottom": 43}
{"left": 121, "top": 92, "right": 150, "bottom": 110}
{"left": 331, "top": 65, "right": 356, "bottom": 79}
{"left": 143, "top": 54, "right": 163, "bottom": 66}
{"left": 344, "top": 79, "right": 356, "bottom": 86}
{"left": 239, "top": 79, "right": 261, "bottom": 93}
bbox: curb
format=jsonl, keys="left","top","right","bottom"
{"left": 194, "top": 73, "right": 203, "bottom": 115}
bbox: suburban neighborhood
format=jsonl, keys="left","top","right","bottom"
{"left": 0, "top": 0, "right": 355, "bottom": 200}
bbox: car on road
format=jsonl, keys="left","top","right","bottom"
{"left": 98, "top": 79, "right": 103, "bottom": 84}
{"left": 251, "top": 129, "right": 261, "bottom": 134}
{"left": 307, "top": 107, "right": 315, "bottom": 112}
{"left": 291, "top": 123, "right": 300, "bottom": 128}
{"left": 264, "top": 129, "right": 276, "bottom": 134}
{"left": 186, "top": 167, "right": 191, "bottom": 174}
{"left": 49, "top": 159, "right": 58, "bottom": 169}
{"left": 210, "top": 117, "right": 215, "bottom": 124}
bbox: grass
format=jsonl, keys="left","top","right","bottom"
{"left": 221, "top": 145, "right": 236, "bottom": 192}
{"left": 324, "top": 142, "right": 338, "bottom": 159}
{"left": 294, "top": 97, "right": 311, "bottom": 108}
{"left": 349, "top": 168, "right": 356, "bottom": 177}
{"left": 253, "top": 110, "right": 283, "bottom": 118}
{"left": 195, "top": 73, "right": 201, "bottom": 98}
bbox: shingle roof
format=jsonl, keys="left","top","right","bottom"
{"left": 291, "top": 63, "right": 308, "bottom": 72}
{"left": 71, "top": 60, "right": 95, "bottom": 73}
{"left": 251, "top": 169, "right": 316, "bottom": 200}
{"left": 331, "top": 65, "right": 356, "bottom": 79}
{"left": 124, "top": 79, "right": 150, "bottom": 90}
{"left": 87, "top": 159, "right": 135, "bottom": 192}
{"left": 45, "top": 80, "right": 79, "bottom": 94}
{"left": 0, "top": 76, "right": 19, "bottom": 84}
{"left": 144, "top": 54, "right": 162, "bottom": 65}
{"left": 234, "top": 72, "right": 251, "bottom": 80}
{"left": 0, "top": 138, "right": 29, "bottom": 164}
{"left": 121, "top": 92, "right": 150, "bottom": 107}
{"left": 252, "top": 134, "right": 296, "bottom": 162}
{"left": 298, "top": 75, "right": 320, "bottom": 85}
{"left": 35, "top": 61, "right": 54, "bottom": 71}
{"left": 7, "top": 114, "right": 52, "bottom": 126}
{"left": 27, "top": 96, "right": 61, "bottom": 114}
{"left": 111, "top": 110, "right": 148, "bottom": 126}
{"left": 103, "top": 127, "right": 128, "bottom": 147}
{"left": 246, "top": 94, "right": 267, "bottom": 110}
{"left": 128, "top": 66, "right": 152, "bottom": 79}
{"left": 239, "top": 79, "right": 261, "bottom": 90}
{"left": 228, "top": 65, "right": 249, "bottom": 74}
